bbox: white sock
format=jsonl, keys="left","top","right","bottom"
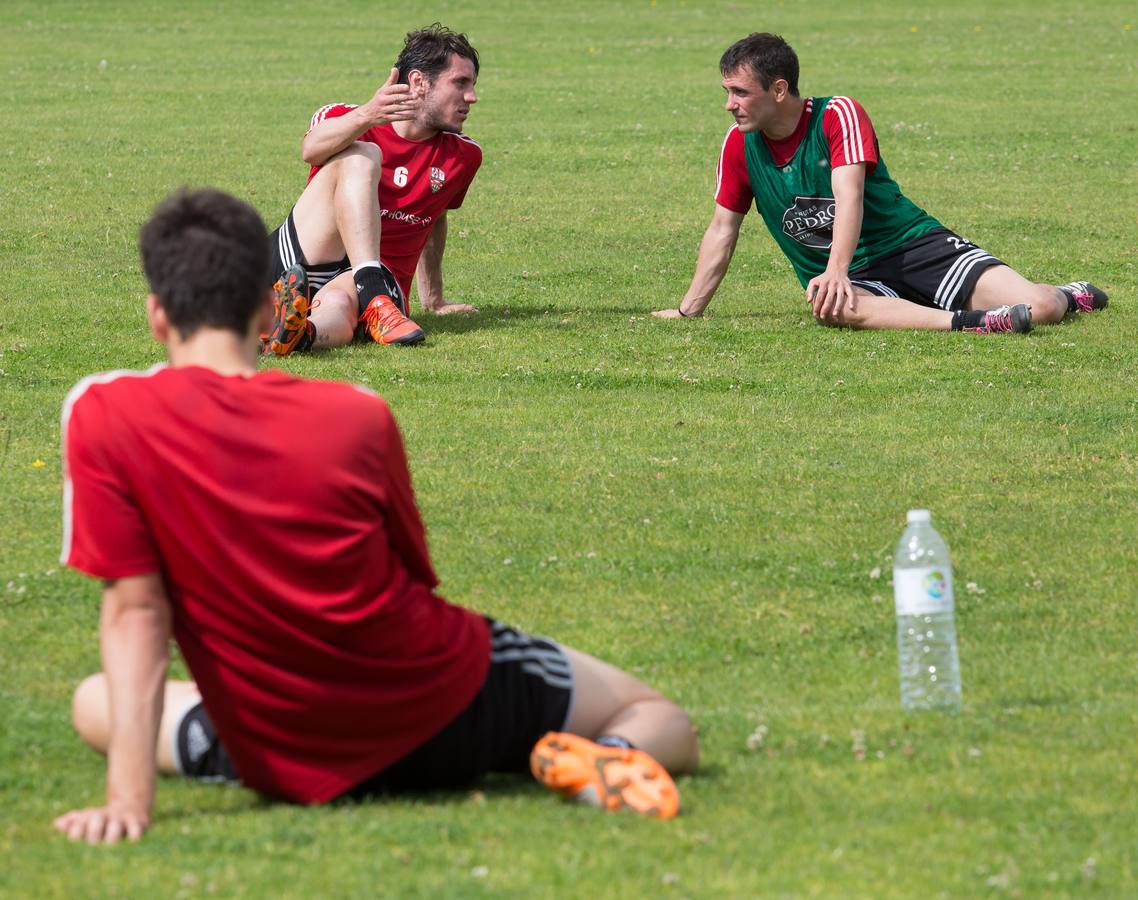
{"left": 352, "top": 260, "right": 381, "bottom": 274}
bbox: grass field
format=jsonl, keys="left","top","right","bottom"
{"left": 3, "top": 1, "right": 1136, "bottom": 896}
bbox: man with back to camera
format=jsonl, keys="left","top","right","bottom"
{"left": 653, "top": 33, "right": 1107, "bottom": 333}
{"left": 55, "top": 188, "right": 698, "bottom": 844}
{"left": 260, "top": 23, "right": 484, "bottom": 356}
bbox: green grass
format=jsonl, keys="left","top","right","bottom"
{"left": 3, "top": 0, "right": 1137, "bottom": 896}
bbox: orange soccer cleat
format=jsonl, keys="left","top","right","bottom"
{"left": 530, "top": 732, "right": 680, "bottom": 818}
{"left": 359, "top": 295, "right": 425, "bottom": 346}
{"left": 261, "top": 265, "right": 314, "bottom": 356}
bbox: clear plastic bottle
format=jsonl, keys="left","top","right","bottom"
{"left": 893, "top": 509, "right": 962, "bottom": 711}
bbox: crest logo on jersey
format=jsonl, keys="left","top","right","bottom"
{"left": 782, "top": 196, "right": 836, "bottom": 249}
{"left": 429, "top": 167, "right": 446, "bottom": 193}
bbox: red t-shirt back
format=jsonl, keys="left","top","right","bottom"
{"left": 61, "top": 365, "right": 490, "bottom": 804}
{"left": 306, "top": 106, "right": 483, "bottom": 299}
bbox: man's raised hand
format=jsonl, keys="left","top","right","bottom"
{"left": 363, "top": 67, "right": 420, "bottom": 127}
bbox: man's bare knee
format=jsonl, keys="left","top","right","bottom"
{"left": 327, "top": 140, "right": 382, "bottom": 172}
{"left": 71, "top": 673, "right": 109, "bottom": 753}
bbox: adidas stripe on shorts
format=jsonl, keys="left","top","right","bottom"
{"left": 848, "top": 227, "right": 1005, "bottom": 311}
{"left": 268, "top": 210, "right": 408, "bottom": 314}
{"left": 171, "top": 618, "right": 574, "bottom": 795}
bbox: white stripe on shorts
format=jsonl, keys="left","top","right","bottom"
{"left": 851, "top": 279, "right": 899, "bottom": 298}
{"left": 935, "top": 248, "right": 996, "bottom": 309}
{"left": 274, "top": 214, "right": 347, "bottom": 290}
{"left": 277, "top": 218, "right": 296, "bottom": 270}
{"left": 488, "top": 621, "right": 576, "bottom": 707}
{"left": 490, "top": 646, "right": 572, "bottom": 678}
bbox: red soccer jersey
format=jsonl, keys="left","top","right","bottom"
{"left": 715, "top": 96, "right": 880, "bottom": 213}
{"left": 306, "top": 105, "right": 483, "bottom": 299}
{"left": 61, "top": 364, "right": 490, "bottom": 804}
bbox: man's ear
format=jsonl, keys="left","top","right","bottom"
{"left": 146, "top": 294, "right": 170, "bottom": 343}
{"left": 407, "top": 68, "right": 429, "bottom": 95}
{"left": 772, "top": 78, "right": 791, "bottom": 102}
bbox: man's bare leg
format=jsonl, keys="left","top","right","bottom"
{"left": 72, "top": 673, "right": 197, "bottom": 775}
{"left": 290, "top": 142, "right": 383, "bottom": 267}
{"left": 966, "top": 264, "right": 1067, "bottom": 323}
{"left": 814, "top": 290, "right": 953, "bottom": 331}
{"left": 562, "top": 646, "right": 698, "bottom": 774}
{"left": 306, "top": 272, "right": 359, "bottom": 350}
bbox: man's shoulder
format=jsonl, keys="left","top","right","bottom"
{"left": 64, "top": 364, "right": 169, "bottom": 418}
{"left": 719, "top": 123, "right": 745, "bottom": 163}
{"left": 287, "top": 375, "right": 391, "bottom": 419}
{"left": 722, "top": 123, "right": 743, "bottom": 147}
{"left": 307, "top": 102, "right": 358, "bottom": 134}
{"left": 820, "top": 96, "right": 870, "bottom": 121}
{"left": 439, "top": 131, "right": 483, "bottom": 165}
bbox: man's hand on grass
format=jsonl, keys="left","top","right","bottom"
{"left": 54, "top": 803, "right": 149, "bottom": 845}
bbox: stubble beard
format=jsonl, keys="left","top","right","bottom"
{"left": 419, "top": 96, "right": 463, "bottom": 135}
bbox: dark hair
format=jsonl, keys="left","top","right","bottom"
{"left": 720, "top": 33, "right": 799, "bottom": 96}
{"left": 395, "top": 23, "right": 479, "bottom": 84}
{"left": 139, "top": 188, "right": 271, "bottom": 339}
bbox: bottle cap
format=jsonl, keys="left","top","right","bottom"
{"left": 906, "top": 509, "right": 931, "bottom": 524}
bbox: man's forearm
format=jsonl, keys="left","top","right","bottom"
{"left": 827, "top": 200, "right": 862, "bottom": 274}
{"left": 100, "top": 584, "right": 170, "bottom": 820}
{"left": 416, "top": 215, "right": 447, "bottom": 310}
{"left": 679, "top": 222, "right": 739, "bottom": 316}
{"left": 826, "top": 166, "right": 866, "bottom": 274}
{"left": 301, "top": 110, "right": 376, "bottom": 166}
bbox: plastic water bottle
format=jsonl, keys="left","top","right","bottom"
{"left": 893, "top": 509, "right": 962, "bottom": 711}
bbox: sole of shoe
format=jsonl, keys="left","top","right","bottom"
{"left": 266, "top": 265, "right": 310, "bottom": 356}
{"left": 380, "top": 327, "right": 426, "bottom": 346}
{"left": 530, "top": 732, "right": 680, "bottom": 818}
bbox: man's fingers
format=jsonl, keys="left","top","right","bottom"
{"left": 63, "top": 810, "right": 91, "bottom": 841}
{"left": 383, "top": 66, "right": 399, "bottom": 87}
{"left": 83, "top": 810, "right": 107, "bottom": 844}
{"left": 125, "top": 815, "right": 146, "bottom": 842}
{"left": 54, "top": 807, "right": 147, "bottom": 844}
{"left": 104, "top": 817, "right": 125, "bottom": 846}
{"left": 820, "top": 285, "right": 840, "bottom": 321}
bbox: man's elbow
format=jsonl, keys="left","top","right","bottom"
{"left": 300, "top": 138, "right": 325, "bottom": 167}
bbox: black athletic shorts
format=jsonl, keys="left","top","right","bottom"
{"left": 848, "top": 227, "right": 1005, "bottom": 311}
{"left": 171, "top": 618, "right": 574, "bottom": 797}
{"left": 268, "top": 210, "right": 407, "bottom": 315}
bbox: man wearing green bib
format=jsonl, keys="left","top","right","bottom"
{"left": 653, "top": 33, "right": 1107, "bottom": 333}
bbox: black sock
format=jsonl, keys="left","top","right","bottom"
{"left": 952, "top": 309, "right": 987, "bottom": 331}
{"left": 595, "top": 735, "right": 634, "bottom": 751}
{"left": 1058, "top": 285, "right": 1078, "bottom": 313}
{"left": 354, "top": 265, "right": 387, "bottom": 313}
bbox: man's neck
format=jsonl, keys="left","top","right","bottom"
{"left": 393, "top": 119, "right": 440, "bottom": 142}
{"left": 165, "top": 328, "right": 259, "bottom": 377}
{"left": 762, "top": 95, "right": 806, "bottom": 142}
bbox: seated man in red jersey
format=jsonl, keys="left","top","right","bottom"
{"left": 653, "top": 33, "right": 1107, "bottom": 334}
{"left": 261, "top": 23, "right": 484, "bottom": 355}
{"left": 55, "top": 189, "right": 698, "bottom": 845}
